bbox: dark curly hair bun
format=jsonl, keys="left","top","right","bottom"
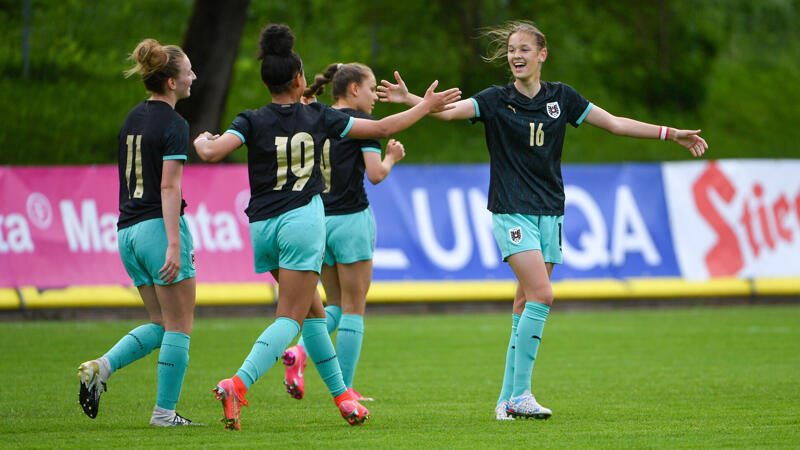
{"left": 258, "top": 24, "right": 295, "bottom": 59}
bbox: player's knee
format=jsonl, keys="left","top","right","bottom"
{"left": 534, "top": 286, "right": 554, "bottom": 305}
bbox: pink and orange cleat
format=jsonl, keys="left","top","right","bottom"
{"left": 213, "top": 376, "right": 248, "bottom": 430}
{"left": 334, "top": 389, "right": 370, "bottom": 425}
{"left": 282, "top": 345, "right": 307, "bottom": 400}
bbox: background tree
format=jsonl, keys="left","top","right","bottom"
{"left": 176, "top": 0, "right": 250, "bottom": 162}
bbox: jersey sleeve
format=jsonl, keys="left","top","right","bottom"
{"left": 324, "top": 105, "right": 355, "bottom": 138}
{"left": 354, "top": 111, "right": 381, "bottom": 153}
{"left": 469, "top": 86, "right": 500, "bottom": 124}
{"left": 162, "top": 118, "right": 189, "bottom": 161}
{"left": 562, "top": 83, "right": 592, "bottom": 128}
{"left": 225, "top": 111, "right": 251, "bottom": 144}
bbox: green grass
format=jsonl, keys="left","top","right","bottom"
{"left": 2, "top": 305, "right": 799, "bottom": 448}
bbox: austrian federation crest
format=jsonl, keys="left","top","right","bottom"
{"left": 546, "top": 101, "right": 561, "bottom": 118}
{"left": 509, "top": 226, "right": 522, "bottom": 244}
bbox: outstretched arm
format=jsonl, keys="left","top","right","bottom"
{"left": 584, "top": 105, "right": 708, "bottom": 157}
{"left": 347, "top": 80, "right": 461, "bottom": 138}
{"left": 378, "top": 71, "right": 475, "bottom": 121}
{"left": 194, "top": 132, "right": 241, "bottom": 163}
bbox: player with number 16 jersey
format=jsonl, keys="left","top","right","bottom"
{"left": 470, "top": 81, "right": 590, "bottom": 216}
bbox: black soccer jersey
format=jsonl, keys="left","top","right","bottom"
{"left": 320, "top": 108, "right": 381, "bottom": 216}
{"left": 226, "top": 102, "right": 354, "bottom": 221}
{"left": 117, "top": 100, "right": 189, "bottom": 230}
{"left": 470, "top": 82, "right": 592, "bottom": 215}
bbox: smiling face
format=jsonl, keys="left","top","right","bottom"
{"left": 172, "top": 54, "right": 196, "bottom": 100}
{"left": 507, "top": 31, "right": 547, "bottom": 81}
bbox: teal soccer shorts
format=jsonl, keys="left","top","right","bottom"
{"left": 117, "top": 216, "right": 196, "bottom": 286}
{"left": 249, "top": 195, "right": 326, "bottom": 274}
{"left": 322, "top": 206, "right": 375, "bottom": 266}
{"left": 491, "top": 213, "right": 563, "bottom": 263}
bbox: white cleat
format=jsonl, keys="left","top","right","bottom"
{"left": 77, "top": 358, "right": 110, "bottom": 419}
{"left": 495, "top": 400, "right": 514, "bottom": 421}
{"left": 150, "top": 406, "right": 203, "bottom": 427}
{"left": 507, "top": 390, "right": 552, "bottom": 419}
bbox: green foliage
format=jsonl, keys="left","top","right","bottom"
{"left": 1, "top": 306, "right": 799, "bottom": 447}
{"left": 1, "top": 0, "right": 799, "bottom": 164}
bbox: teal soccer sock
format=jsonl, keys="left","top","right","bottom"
{"left": 296, "top": 305, "right": 342, "bottom": 349}
{"left": 236, "top": 317, "right": 300, "bottom": 389}
{"left": 512, "top": 302, "right": 549, "bottom": 397}
{"left": 498, "top": 313, "right": 521, "bottom": 404}
{"left": 302, "top": 318, "right": 346, "bottom": 397}
{"left": 103, "top": 323, "right": 164, "bottom": 373}
{"left": 336, "top": 314, "right": 364, "bottom": 388}
{"left": 156, "top": 331, "right": 190, "bottom": 410}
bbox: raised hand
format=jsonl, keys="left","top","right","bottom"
{"left": 422, "top": 80, "right": 462, "bottom": 113}
{"left": 378, "top": 71, "right": 410, "bottom": 104}
{"left": 673, "top": 129, "right": 708, "bottom": 157}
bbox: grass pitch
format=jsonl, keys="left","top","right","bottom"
{"left": 1, "top": 305, "right": 798, "bottom": 448}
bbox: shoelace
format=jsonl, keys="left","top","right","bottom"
{"left": 172, "top": 413, "right": 192, "bottom": 425}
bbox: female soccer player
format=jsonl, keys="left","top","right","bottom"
{"left": 280, "top": 62, "right": 406, "bottom": 403}
{"left": 77, "top": 38, "right": 199, "bottom": 427}
{"left": 378, "top": 20, "right": 707, "bottom": 421}
{"left": 193, "top": 24, "right": 458, "bottom": 430}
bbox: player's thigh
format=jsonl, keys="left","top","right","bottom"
{"left": 335, "top": 260, "right": 372, "bottom": 315}
{"left": 320, "top": 263, "right": 342, "bottom": 307}
{"left": 507, "top": 250, "right": 554, "bottom": 305}
{"left": 154, "top": 277, "right": 196, "bottom": 334}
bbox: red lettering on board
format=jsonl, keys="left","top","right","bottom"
{"left": 692, "top": 162, "right": 743, "bottom": 276}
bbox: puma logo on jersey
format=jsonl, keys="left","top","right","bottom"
{"left": 507, "top": 104, "right": 517, "bottom": 114}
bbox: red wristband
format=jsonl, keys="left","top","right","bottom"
{"left": 658, "top": 126, "right": 668, "bottom": 140}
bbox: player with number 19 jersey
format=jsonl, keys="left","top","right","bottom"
{"left": 226, "top": 102, "right": 354, "bottom": 222}
{"left": 470, "top": 81, "right": 592, "bottom": 216}
{"left": 117, "top": 100, "right": 189, "bottom": 230}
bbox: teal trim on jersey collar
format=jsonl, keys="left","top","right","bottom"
{"left": 470, "top": 98, "right": 480, "bottom": 118}
{"left": 576, "top": 103, "right": 593, "bottom": 125}
{"left": 225, "top": 129, "right": 246, "bottom": 144}
{"left": 163, "top": 155, "right": 187, "bottom": 161}
{"left": 340, "top": 117, "right": 355, "bottom": 138}
{"left": 361, "top": 147, "right": 381, "bottom": 154}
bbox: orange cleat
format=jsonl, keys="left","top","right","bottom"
{"left": 213, "top": 377, "right": 248, "bottom": 430}
{"left": 334, "top": 390, "right": 371, "bottom": 425}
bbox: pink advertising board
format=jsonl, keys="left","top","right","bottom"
{"left": 0, "top": 165, "right": 270, "bottom": 287}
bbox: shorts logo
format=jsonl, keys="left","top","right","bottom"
{"left": 509, "top": 226, "right": 522, "bottom": 244}
{"left": 546, "top": 102, "right": 561, "bottom": 118}
{"left": 190, "top": 250, "right": 196, "bottom": 269}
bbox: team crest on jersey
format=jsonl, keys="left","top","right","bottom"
{"left": 546, "top": 102, "right": 561, "bottom": 118}
{"left": 509, "top": 227, "right": 522, "bottom": 244}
